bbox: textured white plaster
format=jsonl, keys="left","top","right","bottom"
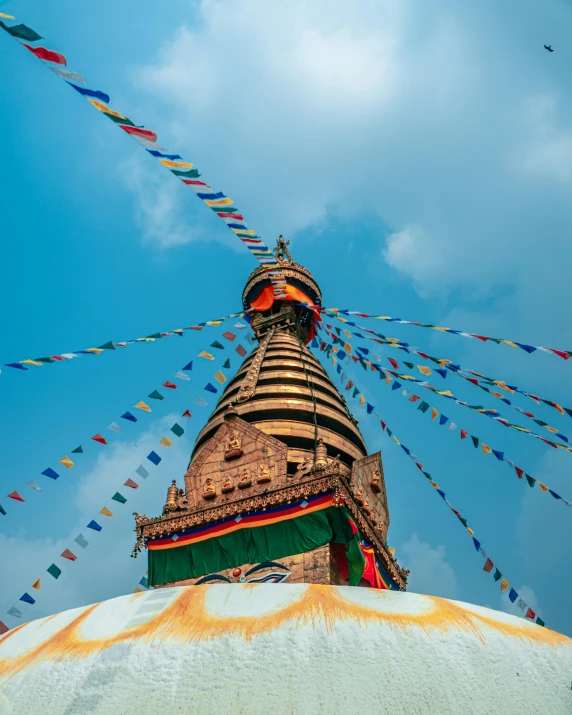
{"left": 0, "top": 585, "right": 570, "bottom": 715}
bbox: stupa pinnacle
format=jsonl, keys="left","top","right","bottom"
{"left": 133, "top": 238, "right": 407, "bottom": 590}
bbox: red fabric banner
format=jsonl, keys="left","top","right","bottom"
{"left": 119, "top": 125, "right": 158, "bottom": 142}
{"left": 23, "top": 44, "right": 67, "bottom": 65}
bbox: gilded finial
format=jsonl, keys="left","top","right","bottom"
{"left": 274, "top": 235, "right": 293, "bottom": 264}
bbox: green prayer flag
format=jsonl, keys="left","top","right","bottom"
{"left": 417, "top": 401, "right": 430, "bottom": 413}
{"left": 111, "top": 492, "right": 127, "bottom": 504}
{"left": 105, "top": 114, "right": 135, "bottom": 126}
{"left": 352, "top": 388, "right": 359, "bottom": 398}
{"left": 98, "top": 341, "right": 115, "bottom": 351}
{"left": 0, "top": 22, "right": 43, "bottom": 41}
{"left": 387, "top": 428, "right": 393, "bottom": 437}
{"left": 536, "top": 617, "right": 546, "bottom": 627}
{"left": 493, "top": 568, "right": 502, "bottom": 582}
{"left": 35, "top": 357, "right": 55, "bottom": 363}
{"left": 459, "top": 517, "right": 468, "bottom": 527}
{"left": 0, "top": 504, "right": 6, "bottom": 516}
{"left": 47, "top": 564, "right": 61, "bottom": 580}
{"left": 72, "top": 446, "right": 83, "bottom": 454}
{"left": 147, "top": 333, "right": 162, "bottom": 339}
{"left": 471, "top": 436, "right": 479, "bottom": 448}
{"left": 404, "top": 362, "right": 414, "bottom": 369}
{"left": 148, "top": 390, "right": 164, "bottom": 400}
{"left": 171, "top": 423, "right": 184, "bottom": 437}
{"left": 211, "top": 341, "right": 224, "bottom": 350}
{"left": 223, "top": 359, "right": 231, "bottom": 369}
{"left": 171, "top": 168, "right": 200, "bottom": 178}
{"left": 526, "top": 474, "right": 536, "bottom": 488}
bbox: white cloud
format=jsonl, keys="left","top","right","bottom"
{"left": 399, "top": 533, "right": 460, "bottom": 600}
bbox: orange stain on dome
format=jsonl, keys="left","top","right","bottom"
{"left": 0, "top": 586, "right": 569, "bottom": 682}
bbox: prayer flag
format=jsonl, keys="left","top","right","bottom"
{"left": 417, "top": 365, "right": 432, "bottom": 376}
{"left": 509, "top": 588, "right": 518, "bottom": 603}
{"left": 67, "top": 83, "right": 110, "bottom": 104}
{"left": 500, "top": 578, "right": 510, "bottom": 592}
{"left": 91, "top": 433, "right": 108, "bottom": 445}
{"left": 32, "top": 579, "right": 41, "bottom": 590}
{"left": 25, "top": 481, "right": 41, "bottom": 493}
{"left": 19, "top": 593, "right": 35, "bottom": 605}
{"left": 0, "top": 504, "right": 5, "bottom": 516}
{"left": 59, "top": 456, "right": 75, "bottom": 469}
{"left": 72, "top": 446, "right": 83, "bottom": 454}
{"left": 199, "top": 351, "right": 215, "bottom": 360}
{"left": 417, "top": 401, "right": 429, "bottom": 413}
{"left": 205, "top": 383, "right": 218, "bottom": 394}
{"left": 7, "top": 607, "right": 22, "bottom": 618}
{"left": 481, "top": 443, "right": 492, "bottom": 455}
{"left": 159, "top": 436, "right": 173, "bottom": 447}
{"left": 162, "top": 381, "right": 177, "bottom": 389}
{"left": 136, "top": 466, "right": 149, "bottom": 480}
{"left": 211, "top": 341, "right": 224, "bottom": 350}
{"left": 120, "top": 125, "right": 157, "bottom": 142}
{"left": 222, "top": 331, "right": 236, "bottom": 342}
{"left": 483, "top": 559, "right": 494, "bottom": 573}
{"left": 536, "top": 617, "right": 546, "bottom": 627}
{"left": 41, "top": 468, "right": 60, "bottom": 479}
{"left": 99, "top": 506, "right": 113, "bottom": 517}
{"left": 223, "top": 359, "right": 231, "bottom": 369}
{"left": 214, "top": 370, "right": 227, "bottom": 384}
{"left": 171, "top": 423, "right": 184, "bottom": 437}
{"left": 147, "top": 451, "right": 161, "bottom": 465}
{"left": 0, "top": 22, "right": 43, "bottom": 41}
{"left": 108, "top": 422, "right": 122, "bottom": 433}
{"left": 74, "top": 534, "right": 89, "bottom": 549}
{"left": 493, "top": 568, "right": 502, "bottom": 582}
{"left": 236, "top": 345, "right": 247, "bottom": 357}
{"left": 121, "top": 411, "right": 137, "bottom": 422}
{"left": 23, "top": 44, "right": 67, "bottom": 65}
{"left": 517, "top": 599, "right": 526, "bottom": 611}
{"left": 87, "top": 520, "right": 102, "bottom": 532}
{"left": 124, "top": 478, "right": 138, "bottom": 489}
{"left": 471, "top": 436, "right": 479, "bottom": 448}
{"left": 148, "top": 390, "right": 164, "bottom": 400}
{"left": 140, "top": 577, "right": 149, "bottom": 588}
{"left": 175, "top": 370, "right": 190, "bottom": 380}
{"left": 0, "top": 621, "right": 8, "bottom": 635}
{"left": 195, "top": 396, "right": 208, "bottom": 406}
{"left": 61, "top": 549, "right": 77, "bottom": 562}
{"left": 408, "top": 395, "right": 420, "bottom": 403}
{"left": 7, "top": 491, "right": 24, "bottom": 502}
{"left": 112, "top": 492, "right": 127, "bottom": 504}
{"left": 47, "top": 564, "right": 61, "bottom": 579}
{"left": 135, "top": 401, "right": 152, "bottom": 412}
{"left": 431, "top": 408, "right": 438, "bottom": 421}
{"left": 182, "top": 410, "right": 192, "bottom": 418}
{"left": 525, "top": 608, "right": 536, "bottom": 620}
{"left": 183, "top": 361, "right": 194, "bottom": 371}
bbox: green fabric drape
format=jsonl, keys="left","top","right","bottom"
{"left": 148, "top": 506, "right": 357, "bottom": 586}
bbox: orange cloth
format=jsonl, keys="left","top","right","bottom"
{"left": 249, "top": 283, "right": 313, "bottom": 312}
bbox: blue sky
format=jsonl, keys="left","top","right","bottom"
{"left": 2, "top": 0, "right": 572, "bottom": 635}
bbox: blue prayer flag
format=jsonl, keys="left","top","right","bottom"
{"left": 121, "top": 412, "right": 137, "bottom": 423}
{"left": 147, "top": 451, "right": 161, "bottom": 465}
{"left": 67, "top": 83, "right": 110, "bottom": 104}
{"left": 509, "top": 588, "right": 518, "bottom": 603}
{"left": 87, "top": 520, "right": 102, "bottom": 532}
{"left": 366, "top": 403, "right": 374, "bottom": 414}
{"left": 439, "top": 414, "right": 449, "bottom": 426}
{"left": 183, "top": 361, "right": 193, "bottom": 371}
{"left": 19, "top": 592, "right": 35, "bottom": 605}
{"left": 42, "top": 468, "right": 59, "bottom": 480}
{"left": 205, "top": 383, "right": 218, "bottom": 394}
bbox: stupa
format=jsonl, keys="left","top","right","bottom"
{"left": 1, "top": 240, "right": 571, "bottom": 715}
{"left": 131, "top": 237, "right": 407, "bottom": 591}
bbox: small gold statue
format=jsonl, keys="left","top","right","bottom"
{"left": 294, "top": 458, "right": 313, "bottom": 479}
{"left": 355, "top": 487, "right": 364, "bottom": 506}
{"left": 221, "top": 474, "right": 234, "bottom": 493}
{"left": 224, "top": 429, "right": 243, "bottom": 460}
{"left": 370, "top": 468, "right": 382, "bottom": 493}
{"left": 238, "top": 467, "right": 252, "bottom": 489}
{"left": 203, "top": 478, "right": 216, "bottom": 500}
{"left": 363, "top": 497, "right": 370, "bottom": 513}
{"left": 228, "top": 431, "right": 241, "bottom": 450}
{"left": 257, "top": 463, "right": 272, "bottom": 484}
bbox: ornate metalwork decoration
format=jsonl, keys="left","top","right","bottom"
{"left": 236, "top": 327, "right": 275, "bottom": 403}
{"left": 273, "top": 235, "right": 294, "bottom": 264}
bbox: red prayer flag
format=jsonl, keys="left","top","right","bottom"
{"left": 408, "top": 395, "right": 420, "bottom": 403}
{"left": 91, "top": 434, "right": 108, "bottom": 445}
{"left": 217, "top": 212, "right": 244, "bottom": 220}
{"left": 380, "top": 421, "right": 387, "bottom": 431}
{"left": 7, "top": 491, "right": 24, "bottom": 502}
{"left": 483, "top": 558, "right": 494, "bottom": 573}
{"left": 61, "top": 549, "right": 77, "bottom": 561}
{"left": 473, "top": 335, "right": 489, "bottom": 342}
{"left": 388, "top": 358, "right": 399, "bottom": 369}
{"left": 460, "top": 429, "right": 468, "bottom": 439}
{"left": 182, "top": 409, "right": 192, "bottom": 418}
{"left": 549, "top": 349, "right": 569, "bottom": 360}
{"left": 515, "top": 466, "right": 524, "bottom": 479}
{"left": 23, "top": 44, "right": 67, "bottom": 66}
{"left": 124, "top": 478, "right": 139, "bottom": 489}
{"left": 236, "top": 345, "right": 247, "bottom": 357}
{"left": 162, "top": 381, "right": 177, "bottom": 389}
{"left": 119, "top": 125, "right": 158, "bottom": 142}
{"left": 0, "top": 620, "right": 9, "bottom": 635}
{"left": 525, "top": 608, "right": 536, "bottom": 620}
{"left": 222, "top": 331, "right": 236, "bottom": 342}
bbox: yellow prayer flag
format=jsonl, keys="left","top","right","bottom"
{"left": 198, "top": 351, "right": 215, "bottom": 360}
{"left": 331, "top": 356, "right": 337, "bottom": 365}
{"left": 490, "top": 391, "right": 504, "bottom": 399}
{"left": 204, "top": 197, "right": 233, "bottom": 207}
{"left": 466, "top": 527, "right": 475, "bottom": 536}
{"left": 481, "top": 443, "right": 492, "bottom": 455}
{"left": 159, "top": 437, "right": 173, "bottom": 447}
{"left": 546, "top": 426, "right": 558, "bottom": 434}
{"left": 206, "top": 321, "right": 222, "bottom": 326}
{"left": 214, "top": 370, "right": 227, "bottom": 384}
{"left": 344, "top": 343, "right": 353, "bottom": 354}
{"left": 233, "top": 229, "right": 256, "bottom": 235}
{"left": 22, "top": 359, "right": 43, "bottom": 366}
{"left": 343, "top": 330, "right": 352, "bottom": 340}
{"left": 436, "top": 390, "right": 454, "bottom": 397}
{"left": 59, "top": 456, "right": 75, "bottom": 469}
{"left": 430, "top": 481, "right": 440, "bottom": 489}
{"left": 433, "top": 327, "right": 451, "bottom": 332}
{"left": 500, "top": 340, "right": 518, "bottom": 348}
{"left": 392, "top": 435, "right": 400, "bottom": 445}
{"left": 538, "top": 483, "right": 550, "bottom": 492}
{"left": 0, "top": 12, "right": 15, "bottom": 19}
{"left": 496, "top": 382, "right": 515, "bottom": 394}
{"left": 385, "top": 375, "right": 392, "bottom": 384}
{"left": 431, "top": 408, "right": 438, "bottom": 421}
{"left": 135, "top": 401, "right": 152, "bottom": 412}
{"left": 85, "top": 348, "right": 103, "bottom": 354}
{"left": 500, "top": 578, "right": 510, "bottom": 592}
{"left": 375, "top": 316, "right": 390, "bottom": 320}
{"left": 133, "top": 587, "right": 143, "bottom": 593}
{"left": 88, "top": 99, "right": 126, "bottom": 119}
{"left": 159, "top": 159, "right": 193, "bottom": 168}
{"left": 359, "top": 395, "right": 366, "bottom": 406}
{"left": 31, "top": 579, "right": 41, "bottom": 591}
{"left": 417, "top": 365, "right": 432, "bottom": 376}
{"left": 554, "top": 403, "right": 564, "bottom": 415}
{"left": 99, "top": 506, "right": 114, "bottom": 517}
{"left": 337, "top": 317, "right": 348, "bottom": 323}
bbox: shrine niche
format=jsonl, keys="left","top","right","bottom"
{"left": 351, "top": 453, "right": 389, "bottom": 539}
{"left": 183, "top": 410, "right": 288, "bottom": 507}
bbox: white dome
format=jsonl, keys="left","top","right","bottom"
{"left": 0, "top": 584, "right": 570, "bottom": 715}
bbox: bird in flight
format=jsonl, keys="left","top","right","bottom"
{"left": 544, "top": 44, "right": 554, "bottom": 52}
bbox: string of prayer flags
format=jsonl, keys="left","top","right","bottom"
{"left": 318, "top": 335, "right": 572, "bottom": 510}
{"left": 320, "top": 307, "right": 571, "bottom": 360}
{"left": 0, "top": 13, "right": 286, "bottom": 295}
{"left": 325, "top": 317, "right": 572, "bottom": 440}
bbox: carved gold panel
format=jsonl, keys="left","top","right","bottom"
{"left": 350, "top": 452, "right": 389, "bottom": 539}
